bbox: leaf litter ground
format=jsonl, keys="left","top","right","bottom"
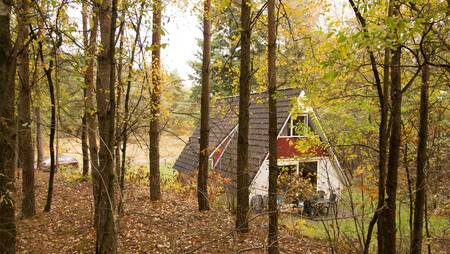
{"left": 15, "top": 171, "right": 331, "bottom": 253}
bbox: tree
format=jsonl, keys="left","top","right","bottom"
{"left": 82, "top": 0, "right": 100, "bottom": 225}
{"left": 119, "top": 0, "right": 145, "bottom": 214}
{"left": 197, "top": 0, "right": 212, "bottom": 211}
{"left": 81, "top": 111, "right": 89, "bottom": 176}
{"left": 39, "top": 27, "right": 59, "bottom": 213}
{"left": 384, "top": 2, "right": 402, "bottom": 252}
{"left": 0, "top": 0, "right": 17, "bottom": 251}
{"left": 267, "top": 0, "right": 278, "bottom": 252}
{"left": 17, "top": 0, "right": 36, "bottom": 217}
{"left": 35, "top": 106, "right": 44, "bottom": 169}
{"left": 411, "top": 24, "right": 431, "bottom": 254}
{"left": 81, "top": 0, "right": 90, "bottom": 177}
{"left": 347, "top": 1, "right": 392, "bottom": 252}
{"left": 149, "top": 0, "right": 162, "bottom": 201}
{"left": 94, "top": 0, "right": 118, "bottom": 251}
{"left": 236, "top": 0, "right": 251, "bottom": 233}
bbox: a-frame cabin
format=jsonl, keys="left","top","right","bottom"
{"left": 174, "top": 88, "right": 345, "bottom": 201}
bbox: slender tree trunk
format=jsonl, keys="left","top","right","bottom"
{"left": 81, "top": 8, "right": 90, "bottom": 176}
{"left": 0, "top": 0, "right": 17, "bottom": 251}
{"left": 81, "top": 1, "right": 90, "bottom": 177}
{"left": 236, "top": 0, "right": 251, "bottom": 233}
{"left": 35, "top": 107, "right": 44, "bottom": 169}
{"left": 384, "top": 25, "right": 402, "bottom": 254}
{"left": 82, "top": 1, "right": 100, "bottom": 226}
{"left": 55, "top": 52, "right": 60, "bottom": 169}
{"left": 17, "top": 0, "right": 36, "bottom": 217}
{"left": 411, "top": 37, "right": 430, "bottom": 254}
{"left": 267, "top": 0, "right": 278, "bottom": 252}
{"left": 81, "top": 113, "right": 89, "bottom": 176}
{"left": 347, "top": 3, "right": 392, "bottom": 252}
{"left": 375, "top": 46, "right": 391, "bottom": 254}
{"left": 197, "top": 0, "right": 212, "bottom": 211}
{"left": 149, "top": 0, "right": 162, "bottom": 201}
{"left": 115, "top": 15, "right": 125, "bottom": 182}
{"left": 119, "top": 1, "right": 145, "bottom": 214}
{"left": 42, "top": 57, "right": 56, "bottom": 213}
{"left": 94, "top": 0, "right": 118, "bottom": 251}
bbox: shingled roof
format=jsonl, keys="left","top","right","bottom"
{"left": 173, "top": 88, "right": 301, "bottom": 181}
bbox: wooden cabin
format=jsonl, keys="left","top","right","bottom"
{"left": 174, "top": 88, "right": 345, "bottom": 204}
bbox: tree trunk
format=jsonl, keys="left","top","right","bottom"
{"left": 42, "top": 58, "right": 56, "bottom": 213}
{"left": 94, "top": 0, "right": 118, "bottom": 251}
{"left": 376, "top": 45, "right": 391, "bottom": 254}
{"left": 197, "top": 0, "right": 212, "bottom": 211}
{"left": 81, "top": 113, "right": 89, "bottom": 177}
{"left": 35, "top": 11, "right": 59, "bottom": 211}
{"left": 35, "top": 107, "right": 44, "bottom": 169}
{"left": 267, "top": 0, "right": 278, "bottom": 252}
{"left": 82, "top": 1, "right": 100, "bottom": 226}
{"left": 118, "top": 1, "right": 145, "bottom": 214}
{"left": 81, "top": 9, "right": 90, "bottom": 177}
{"left": 17, "top": 0, "right": 36, "bottom": 217}
{"left": 346, "top": 3, "right": 392, "bottom": 252}
{"left": 115, "top": 15, "right": 125, "bottom": 182}
{"left": 0, "top": 0, "right": 17, "bottom": 251}
{"left": 411, "top": 37, "right": 430, "bottom": 254}
{"left": 149, "top": 0, "right": 162, "bottom": 201}
{"left": 236, "top": 0, "right": 251, "bottom": 233}
{"left": 384, "top": 37, "right": 402, "bottom": 254}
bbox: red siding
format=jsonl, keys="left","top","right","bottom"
{"left": 277, "top": 137, "right": 327, "bottom": 159}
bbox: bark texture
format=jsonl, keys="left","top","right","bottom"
{"left": 385, "top": 36, "right": 402, "bottom": 254}
{"left": 94, "top": 0, "right": 118, "bottom": 251}
{"left": 82, "top": 2, "right": 100, "bottom": 225}
{"left": 81, "top": 114, "right": 89, "bottom": 176}
{"left": 81, "top": 6, "right": 90, "bottom": 177}
{"left": 236, "top": 0, "right": 251, "bottom": 233}
{"left": 267, "top": 0, "right": 278, "bottom": 252}
{"left": 197, "top": 0, "right": 212, "bottom": 211}
{"left": 375, "top": 46, "right": 390, "bottom": 254}
{"left": 42, "top": 58, "right": 55, "bottom": 213}
{"left": 411, "top": 41, "right": 430, "bottom": 254}
{"left": 35, "top": 107, "right": 44, "bottom": 169}
{"left": 17, "top": 0, "right": 36, "bottom": 217}
{"left": 0, "top": 0, "right": 17, "bottom": 252}
{"left": 149, "top": 0, "right": 162, "bottom": 201}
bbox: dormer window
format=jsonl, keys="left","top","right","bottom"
{"left": 290, "top": 114, "right": 308, "bottom": 136}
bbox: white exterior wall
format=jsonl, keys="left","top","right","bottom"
{"left": 249, "top": 157, "right": 343, "bottom": 201}
{"left": 316, "top": 157, "right": 343, "bottom": 198}
{"left": 249, "top": 160, "right": 269, "bottom": 199}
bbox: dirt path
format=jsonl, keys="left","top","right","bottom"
{"left": 15, "top": 171, "right": 330, "bottom": 253}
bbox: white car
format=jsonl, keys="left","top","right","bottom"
{"left": 34, "top": 155, "right": 79, "bottom": 171}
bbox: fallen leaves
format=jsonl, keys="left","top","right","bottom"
{"left": 15, "top": 171, "right": 330, "bottom": 253}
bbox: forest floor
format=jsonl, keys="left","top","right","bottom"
{"left": 15, "top": 171, "right": 333, "bottom": 254}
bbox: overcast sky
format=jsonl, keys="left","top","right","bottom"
{"left": 162, "top": 2, "right": 202, "bottom": 88}
{"left": 69, "top": 1, "right": 351, "bottom": 89}
{"left": 161, "top": 0, "right": 352, "bottom": 88}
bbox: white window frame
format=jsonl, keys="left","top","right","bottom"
{"left": 290, "top": 114, "right": 308, "bottom": 137}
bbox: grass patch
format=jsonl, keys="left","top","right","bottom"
{"left": 281, "top": 188, "right": 450, "bottom": 252}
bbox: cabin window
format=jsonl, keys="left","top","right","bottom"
{"left": 278, "top": 164, "right": 298, "bottom": 193}
{"left": 298, "top": 161, "right": 318, "bottom": 188}
{"left": 277, "top": 161, "right": 318, "bottom": 202}
{"left": 290, "top": 114, "right": 308, "bottom": 136}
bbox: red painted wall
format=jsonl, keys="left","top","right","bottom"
{"left": 277, "top": 137, "right": 327, "bottom": 159}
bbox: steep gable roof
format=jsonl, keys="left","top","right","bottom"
{"left": 174, "top": 88, "right": 301, "bottom": 179}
